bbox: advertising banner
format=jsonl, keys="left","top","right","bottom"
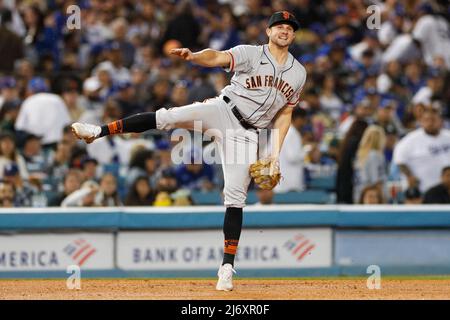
{"left": 117, "top": 228, "right": 332, "bottom": 270}
{"left": 0, "top": 233, "right": 114, "bottom": 271}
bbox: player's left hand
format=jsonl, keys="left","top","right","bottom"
{"left": 170, "top": 48, "right": 194, "bottom": 61}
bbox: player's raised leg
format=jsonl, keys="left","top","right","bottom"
{"left": 71, "top": 112, "right": 157, "bottom": 143}
{"left": 71, "top": 97, "right": 229, "bottom": 143}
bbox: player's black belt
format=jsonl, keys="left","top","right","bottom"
{"left": 222, "top": 96, "right": 258, "bottom": 131}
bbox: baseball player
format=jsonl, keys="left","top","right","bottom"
{"left": 72, "top": 11, "right": 307, "bottom": 291}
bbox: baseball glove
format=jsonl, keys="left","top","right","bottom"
{"left": 249, "top": 157, "right": 282, "bottom": 190}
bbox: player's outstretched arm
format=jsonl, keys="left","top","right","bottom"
{"left": 170, "top": 47, "right": 231, "bottom": 69}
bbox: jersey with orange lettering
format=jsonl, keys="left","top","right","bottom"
{"left": 221, "top": 44, "right": 307, "bottom": 128}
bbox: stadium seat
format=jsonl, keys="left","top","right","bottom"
{"left": 308, "top": 175, "right": 336, "bottom": 191}
{"left": 191, "top": 190, "right": 334, "bottom": 205}
{"left": 191, "top": 191, "right": 223, "bottom": 205}
{"left": 273, "top": 190, "right": 333, "bottom": 204}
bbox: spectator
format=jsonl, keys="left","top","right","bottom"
{"left": 0, "top": 100, "right": 21, "bottom": 132}
{"left": 61, "top": 124, "right": 80, "bottom": 151}
{"left": 0, "top": 9, "right": 24, "bottom": 72}
{"left": 21, "top": 5, "right": 49, "bottom": 64}
{"left": 155, "top": 168, "right": 179, "bottom": 195}
{"left": 188, "top": 72, "right": 217, "bottom": 103}
{"left": 319, "top": 74, "right": 343, "bottom": 124}
{"left": 61, "top": 180, "right": 99, "bottom": 207}
{"left": 353, "top": 125, "right": 387, "bottom": 203}
{"left": 205, "top": 5, "right": 240, "bottom": 51}
{"left": 0, "top": 180, "right": 16, "bottom": 207}
{"left": 2, "top": 163, "right": 35, "bottom": 207}
{"left": 404, "top": 186, "right": 423, "bottom": 204}
{"left": 60, "top": 80, "right": 84, "bottom": 122}
{"left": 153, "top": 191, "right": 172, "bottom": 206}
{"left": 377, "top": 60, "right": 403, "bottom": 96}
{"left": 48, "top": 169, "right": 83, "bottom": 207}
{"left": 175, "top": 148, "right": 215, "bottom": 191}
{"left": 146, "top": 79, "right": 171, "bottom": 112}
{"left": 82, "top": 76, "right": 103, "bottom": 109}
{"left": 21, "top": 134, "right": 47, "bottom": 178}
{"left": 81, "top": 156, "right": 99, "bottom": 182}
{"left": 126, "top": 148, "right": 157, "bottom": 187}
{"left": 130, "top": 66, "right": 152, "bottom": 106}
{"left": 304, "top": 142, "right": 337, "bottom": 180}
{"left": 393, "top": 105, "right": 450, "bottom": 193}
{"left": 155, "top": 140, "right": 173, "bottom": 173}
{"left": 375, "top": 98, "right": 404, "bottom": 138}
{"left": 338, "top": 96, "right": 373, "bottom": 139}
{"left": 161, "top": 0, "right": 200, "bottom": 50}
{"left": 382, "top": 123, "right": 399, "bottom": 164}
{"left": 275, "top": 107, "right": 306, "bottom": 193}
{"left": 412, "top": 68, "right": 446, "bottom": 107}
{"left": 114, "top": 81, "right": 143, "bottom": 117}
{"left": 254, "top": 188, "right": 274, "bottom": 205}
{"left": 423, "top": 166, "right": 450, "bottom": 204}
{"left": 15, "top": 59, "right": 34, "bottom": 83}
{"left": 404, "top": 62, "right": 425, "bottom": 95}
{"left": 411, "top": 5, "right": 450, "bottom": 70}
{"left": 14, "top": 78, "right": 71, "bottom": 147}
{"left": 0, "top": 76, "right": 20, "bottom": 109}
{"left": 46, "top": 141, "right": 71, "bottom": 189}
{"left": 95, "top": 66, "right": 115, "bottom": 101}
{"left": 170, "top": 81, "right": 189, "bottom": 107}
{"left": 0, "top": 131, "right": 29, "bottom": 180}
{"left": 94, "top": 173, "right": 122, "bottom": 206}
{"left": 359, "top": 184, "right": 384, "bottom": 205}
{"left": 336, "top": 119, "right": 368, "bottom": 204}
{"left": 125, "top": 176, "right": 155, "bottom": 206}
{"left": 110, "top": 17, "right": 136, "bottom": 68}
{"left": 92, "top": 41, "right": 131, "bottom": 84}
{"left": 171, "top": 188, "right": 194, "bottom": 206}
{"left": 79, "top": 97, "right": 122, "bottom": 127}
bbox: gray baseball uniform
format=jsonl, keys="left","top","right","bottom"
{"left": 156, "top": 44, "right": 307, "bottom": 207}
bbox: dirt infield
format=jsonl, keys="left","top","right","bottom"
{"left": 0, "top": 278, "right": 449, "bottom": 300}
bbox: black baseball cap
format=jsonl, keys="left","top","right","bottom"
{"left": 268, "top": 11, "right": 300, "bottom": 31}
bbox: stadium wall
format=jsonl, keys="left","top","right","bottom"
{"left": 1, "top": 205, "right": 450, "bottom": 278}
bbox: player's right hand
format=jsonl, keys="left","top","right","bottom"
{"left": 170, "top": 48, "right": 194, "bottom": 61}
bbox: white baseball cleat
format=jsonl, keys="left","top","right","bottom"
{"left": 216, "top": 263, "right": 236, "bottom": 291}
{"left": 71, "top": 122, "right": 101, "bottom": 144}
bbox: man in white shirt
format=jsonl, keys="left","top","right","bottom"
{"left": 393, "top": 102, "right": 450, "bottom": 193}
{"left": 14, "top": 79, "right": 71, "bottom": 146}
{"left": 382, "top": 7, "right": 450, "bottom": 69}
{"left": 412, "top": 10, "right": 450, "bottom": 70}
{"left": 274, "top": 107, "right": 306, "bottom": 193}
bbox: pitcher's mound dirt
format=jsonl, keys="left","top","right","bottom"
{"left": 1, "top": 279, "right": 449, "bottom": 300}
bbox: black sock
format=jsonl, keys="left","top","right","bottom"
{"left": 100, "top": 112, "right": 157, "bottom": 137}
{"left": 222, "top": 207, "right": 243, "bottom": 267}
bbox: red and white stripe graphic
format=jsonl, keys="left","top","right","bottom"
{"left": 64, "top": 238, "right": 97, "bottom": 267}
{"left": 284, "top": 234, "right": 316, "bottom": 262}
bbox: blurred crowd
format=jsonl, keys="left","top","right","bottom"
{"left": 0, "top": 0, "right": 449, "bottom": 208}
